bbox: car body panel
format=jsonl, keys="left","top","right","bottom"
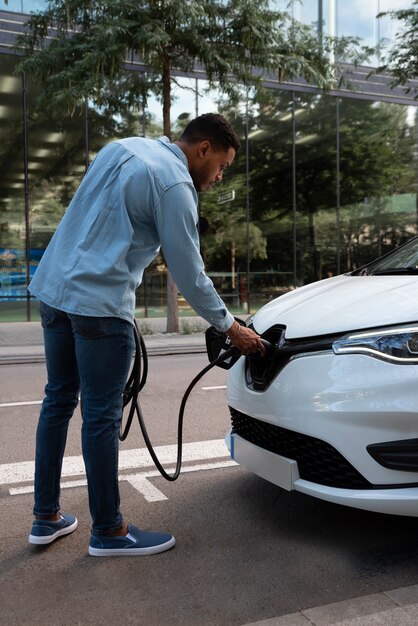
{"left": 227, "top": 353, "right": 418, "bottom": 486}
{"left": 252, "top": 275, "right": 418, "bottom": 338}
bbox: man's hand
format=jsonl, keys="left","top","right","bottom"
{"left": 226, "top": 320, "right": 266, "bottom": 356}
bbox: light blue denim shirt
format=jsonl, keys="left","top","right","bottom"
{"left": 29, "top": 136, "right": 234, "bottom": 332}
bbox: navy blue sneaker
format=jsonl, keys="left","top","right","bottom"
{"left": 88, "top": 524, "right": 176, "bottom": 556}
{"left": 29, "top": 514, "right": 78, "bottom": 545}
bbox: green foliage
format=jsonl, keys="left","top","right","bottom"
{"left": 180, "top": 319, "right": 207, "bottom": 334}
{"left": 245, "top": 93, "right": 415, "bottom": 220}
{"left": 201, "top": 173, "right": 267, "bottom": 269}
{"left": 138, "top": 320, "right": 153, "bottom": 335}
{"left": 377, "top": 1, "right": 418, "bottom": 97}
{"left": 15, "top": 0, "right": 339, "bottom": 119}
{"left": 202, "top": 91, "right": 417, "bottom": 281}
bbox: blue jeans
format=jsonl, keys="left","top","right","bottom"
{"left": 34, "top": 302, "right": 135, "bottom": 534}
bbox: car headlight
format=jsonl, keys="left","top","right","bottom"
{"left": 332, "top": 325, "right": 418, "bottom": 364}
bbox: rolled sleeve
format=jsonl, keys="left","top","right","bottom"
{"left": 154, "top": 183, "right": 234, "bottom": 332}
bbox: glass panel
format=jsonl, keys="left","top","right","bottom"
{"left": 270, "top": 0, "right": 293, "bottom": 11}
{"left": 199, "top": 87, "right": 295, "bottom": 314}
{"left": 23, "top": 0, "right": 46, "bottom": 11}
{"left": 292, "top": 0, "right": 320, "bottom": 27}
{"left": 2, "top": 0, "right": 47, "bottom": 13}
{"left": 339, "top": 99, "right": 417, "bottom": 271}
{"left": 294, "top": 93, "right": 337, "bottom": 284}
{"left": 378, "top": 0, "right": 415, "bottom": 53}
{"left": 26, "top": 74, "right": 86, "bottom": 319}
{"left": 248, "top": 90, "right": 294, "bottom": 307}
{"left": 336, "top": 0, "right": 378, "bottom": 46}
{"left": 1, "top": 0, "right": 23, "bottom": 12}
{"left": 196, "top": 87, "right": 249, "bottom": 314}
{"left": 0, "top": 55, "right": 26, "bottom": 321}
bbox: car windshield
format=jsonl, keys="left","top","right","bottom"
{"left": 353, "top": 237, "right": 418, "bottom": 276}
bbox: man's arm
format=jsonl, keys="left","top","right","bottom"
{"left": 154, "top": 183, "right": 263, "bottom": 353}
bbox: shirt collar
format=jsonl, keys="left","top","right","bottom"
{"left": 158, "top": 136, "right": 188, "bottom": 169}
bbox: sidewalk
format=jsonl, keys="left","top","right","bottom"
{"left": 244, "top": 584, "right": 418, "bottom": 625}
{"left": 0, "top": 316, "right": 210, "bottom": 364}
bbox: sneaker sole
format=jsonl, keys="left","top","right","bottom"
{"left": 88, "top": 535, "right": 176, "bottom": 556}
{"left": 29, "top": 519, "right": 78, "bottom": 545}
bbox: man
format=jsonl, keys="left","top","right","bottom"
{"left": 28, "top": 113, "right": 264, "bottom": 557}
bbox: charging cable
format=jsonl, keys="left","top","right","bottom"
{"left": 118, "top": 320, "right": 244, "bottom": 482}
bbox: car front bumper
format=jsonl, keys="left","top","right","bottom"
{"left": 227, "top": 431, "right": 418, "bottom": 516}
{"left": 226, "top": 350, "right": 418, "bottom": 516}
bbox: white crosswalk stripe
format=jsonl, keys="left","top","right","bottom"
{"left": 1, "top": 439, "right": 236, "bottom": 502}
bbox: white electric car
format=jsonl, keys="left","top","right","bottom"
{"left": 226, "top": 236, "right": 418, "bottom": 517}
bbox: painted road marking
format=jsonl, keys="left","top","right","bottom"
{"left": 1, "top": 439, "right": 237, "bottom": 502}
{"left": 0, "top": 439, "right": 229, "bottom": 485}
{"left": 201, "top": 385, "right": 227, "bottom": 391}
{"left": 0, "top": 385, "right": 226, "bottom": 408}
{"left": 0, "top": 400, "right": 43, "bottom": 408}
{"left": 10, "top": 460, "right": 237, "bottom": 502}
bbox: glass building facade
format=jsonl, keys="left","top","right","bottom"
{"left": 0, "top": 1, "right": 417, "bottom": 321}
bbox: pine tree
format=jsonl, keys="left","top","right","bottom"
{"left": 16, "top": 0, "right": 337, "bottom": 331}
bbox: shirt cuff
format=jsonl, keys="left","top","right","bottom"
{"left": 213, "top": 310, "right": 235, "bottom": 333}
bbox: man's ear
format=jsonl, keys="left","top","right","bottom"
{"left": 198, "top": 140, "right": 211, "bottom": 158}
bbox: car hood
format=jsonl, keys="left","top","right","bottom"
{"left": 252, "top": 274, "right": 418, "bottom": 339}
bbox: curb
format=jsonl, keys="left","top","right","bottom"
{"left": 0, "top": 330, "right": 208, "bottom": 365}
{"left": 0, "top": 343, "right": 208, "bottom": 365}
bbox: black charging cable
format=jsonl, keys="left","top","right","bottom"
{"left": 118, "top": 320, "right": 242, "bottom": 482}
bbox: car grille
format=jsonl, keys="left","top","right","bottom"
{"left": 230, "top": 407, "right": 372, "bottom": 489}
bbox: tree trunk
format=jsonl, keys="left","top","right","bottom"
{"left": 162, "top": 51, "right": 179, "bottom": 333}
{"left": 231, "top": 239, "right": 236, "bottom": 290}
{"left": 308, "top": 208, "right": 318, "bottom": 282}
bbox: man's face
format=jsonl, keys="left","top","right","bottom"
{"left": 189, "top": 141, "right": 236, "bottom": 192}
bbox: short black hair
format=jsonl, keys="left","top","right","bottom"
{"left": 180, "top": 113, "right": 240, "bottom": 153}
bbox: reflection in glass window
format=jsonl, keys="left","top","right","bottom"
{"left": 378, "top": 0, "right": 415, "bottom": 56}
{"left": 199, "top": 87, "right": 296, "bottom": 312}
{"left": 26, "top": 74, "right": 87, "bottom": 321}
{"left": 0, "top": 2, "right": 416, "bottom": 320}
{"left": 270, "top": 0, "right": 292, "bottom": 11}
{"left": 336, "top": 0, "right": 377, "bottom": 47}
{"left": 249, "top": 90, "right": 295, "bottom": 302}
{"left": 2, "top": 0, "right": 47, "bottom": 13}
{"left": 294, "top": 93, "right": 337, "bottom": 284}
{"left": 339, "top": 99, "right": 417, "bottom": 271}
{"left": 267, "top": 0, "right": 414, "bottom": 54}
{"left": 335, "top": 0, "right": 414, "bottom": 62}
{"left": 292, "top": 0, "right": 320, "bottom": 27}
{"left": 146, "top": 76, "right": 219, "bottom": 133}
{"left": 0, "top": 55, "right": 26, "bottom": 319}
{"left": 198, "top": 88, "right": 251, "bottom": 314}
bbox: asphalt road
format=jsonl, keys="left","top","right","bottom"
{"left": 2, "top": 355, "right": 418, "bottom": 626}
